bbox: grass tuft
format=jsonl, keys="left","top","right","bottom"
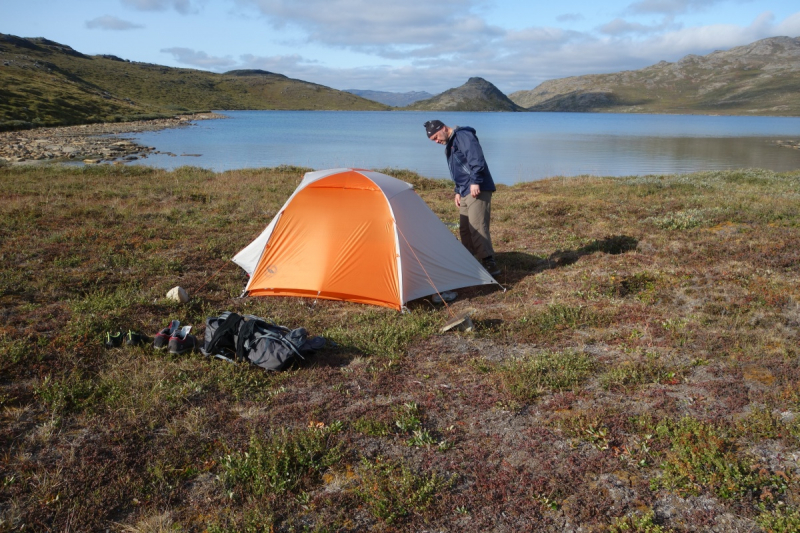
{"left": 499, "top": 349, "right": 596, "bottom": 402}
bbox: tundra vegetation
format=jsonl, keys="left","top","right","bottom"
{"left": 1, "top": 163, "right": 800, "bottom": 531}
{"left": 0, "top": 34, "right": 388, "bottom": 131}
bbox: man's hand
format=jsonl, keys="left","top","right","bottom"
{"left": 454, "top": 193, "right": 461, "bottom": 207}
{"left": 470, "top": 184, "right": 480, "bottom": 198}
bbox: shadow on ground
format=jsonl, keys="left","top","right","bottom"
{"left": 405, "top": 236, "right": 638, "bottom": 316}
{"left": 498, "top": 235, "right": 638, "bottom": 282}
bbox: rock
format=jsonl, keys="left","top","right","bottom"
{"left": 441, "top": 311, "right": 474, "bottom": 333}
{"left": 166, "top": 286, "right": 189, "bottom": 303}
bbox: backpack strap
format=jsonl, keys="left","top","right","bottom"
{"left": 235, "top": 318, "right": 259, "bottom": 361}
{"left": 206, "top": 312, "right": 243, "bottom": 356}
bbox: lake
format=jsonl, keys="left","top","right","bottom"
{"left": 123, "top": 110, "right": 800, "bottom": 184}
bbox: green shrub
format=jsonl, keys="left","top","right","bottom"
{"left": 220, "top": 423, "right": 344, "bottom": 498}
{"left": 653, "top": 417, "right": 785, "bottom": 499}
{"left": 356, "top": 457, "right": 451, "bottom": 524}
{"left": 600, "top": 353, "right": 682, "bottom": 390}
{"left": 353, "top": 417, "right": 391, "bottom": 437}
{"left": 758, "top": 504, "right": 800, "bottom": 533}
{"left": 645, "top": 208, "right": 722, "bottom": 230}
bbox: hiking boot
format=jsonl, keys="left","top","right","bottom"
{"left": 153, "top": 320, "right": 180, "bottom": 350}
{"left": 482, "top": 256, "right": 501, "bottom": 277}
{"left": 125, "top": 330, "right": 150, "bottom": 347}
{"left": 168, "top": 325, "right": 196, "bottom": 355}
{"left": 104, "top": 331, "right": 123, "bottom": 349}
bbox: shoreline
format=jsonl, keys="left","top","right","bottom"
{"left": 0, "top": 112, "right": 226, "bottom": 166}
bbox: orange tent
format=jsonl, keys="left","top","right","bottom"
{"left": 233, "top": 168, "right": 498, "bottom": 310}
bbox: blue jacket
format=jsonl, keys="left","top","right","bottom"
{"left": 445, "top": 126, "right": 496, "bottom": 197}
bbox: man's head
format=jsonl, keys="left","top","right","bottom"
{"left": 424, "top": 120, "right": 450, "bottom": 145}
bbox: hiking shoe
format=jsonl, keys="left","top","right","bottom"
{"left": 125, "top": 330, "right": 150, "bottom": 347}
{"left": 153, "top": 319, "right": 180, "bottom": 350}
{"left": 168, "top": 325, "right": 196, "bottom": 355}
{"left": 482, "top": 257, "right": 501, "bottom": 277}
{"left": 104, "top": 331, "right": 123, "bottom": 349}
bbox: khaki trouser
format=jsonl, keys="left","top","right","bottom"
{"left": 458, "top": 190, "right": 494, "bottom": 260}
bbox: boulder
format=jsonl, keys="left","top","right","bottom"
{"left": 166, "top": 286, "right": 189, "bottom": 303}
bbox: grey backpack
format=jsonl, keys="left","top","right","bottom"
{"left": 201, "top": 312, "right": 323, "bottom": 371}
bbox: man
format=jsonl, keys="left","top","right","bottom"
{"left": 424, "top": 119, "right": 500, "bottom": 276}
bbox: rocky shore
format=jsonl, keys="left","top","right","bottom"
{"left": 775, "top": 139, "right": 800, "bottom": 150}
{"left": 0, "top": 112, "right": 225, "bottom": 165}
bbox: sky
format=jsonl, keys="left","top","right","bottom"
{"left": 3, "top": 0, "right": 799, "bottom": 94}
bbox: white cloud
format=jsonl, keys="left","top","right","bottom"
{"left": 557, "top": 13, "right": 584, "bottom": 22}
{"left": 121, "top": 0, "right": 198, "bottom": 15}
{"left": 506, "top": 27, "right": 584, "bottom": 45}
{"left": 775, "top": 12, "right": 800, "bottom": 36}
{"left": 626, "top": 0, "right": 722, "bottom": 16}
{"left": 234, "top": 0, "right": 503, "bottom": 57}
{"left": 237, "top": 53, "right": 318, "bottom": 75}
{"left": 85, "top": 15, "right": 144, "bottom": 30}
{"left": 161, "top": 47, "right": 237, "bottom": 68}
{"left": 632, "top": 11, "right": 776, "bottom": 54}
{"left": 598, "top": 16, "right": 683, "bottom": 36}
{"left": 155, "top": 6, "right": 800, "bottom": 96}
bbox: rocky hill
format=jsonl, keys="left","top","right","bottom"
{"left": 344, "top": 89, "right": 433, "bottom": 107}
{"left": 509, "top": 36, "right": 800, "bottom": 116}
{"left": 405, "top": 77, "right": 525, "bottom": 112}
{"left": 0, "top": 33, "right": 388, "bottom": 131}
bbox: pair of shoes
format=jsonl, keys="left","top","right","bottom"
{"left": 153, "top": 320, "right": 196, "bottom": 354}
{"left": 104, "top": 330, "right": 151, "bottom": 348}
{"left": 482, "top": 256, "right": 501, "bottom": 277}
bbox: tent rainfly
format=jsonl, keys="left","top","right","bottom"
{"left": 232, "top": 168, "right": 499, "bottom": 310}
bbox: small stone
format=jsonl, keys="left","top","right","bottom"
{"left": 166, "top": 286, "right": 189, "bottom": 303}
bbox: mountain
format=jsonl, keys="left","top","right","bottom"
{"left": 0, "top": 33, "right": 388, "bottom": 131}
{"left": 405, "top": 77, "right": 525, "bottom": 112}
{"left": 509, "top": 36, "right": 800, "bottom": 116}
{"left": 344, "top": 89, "right": 433, "bottom": 107}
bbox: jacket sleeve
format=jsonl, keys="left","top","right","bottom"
{"left": 454, "top": 131, "right": 488, "bottom": 185}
